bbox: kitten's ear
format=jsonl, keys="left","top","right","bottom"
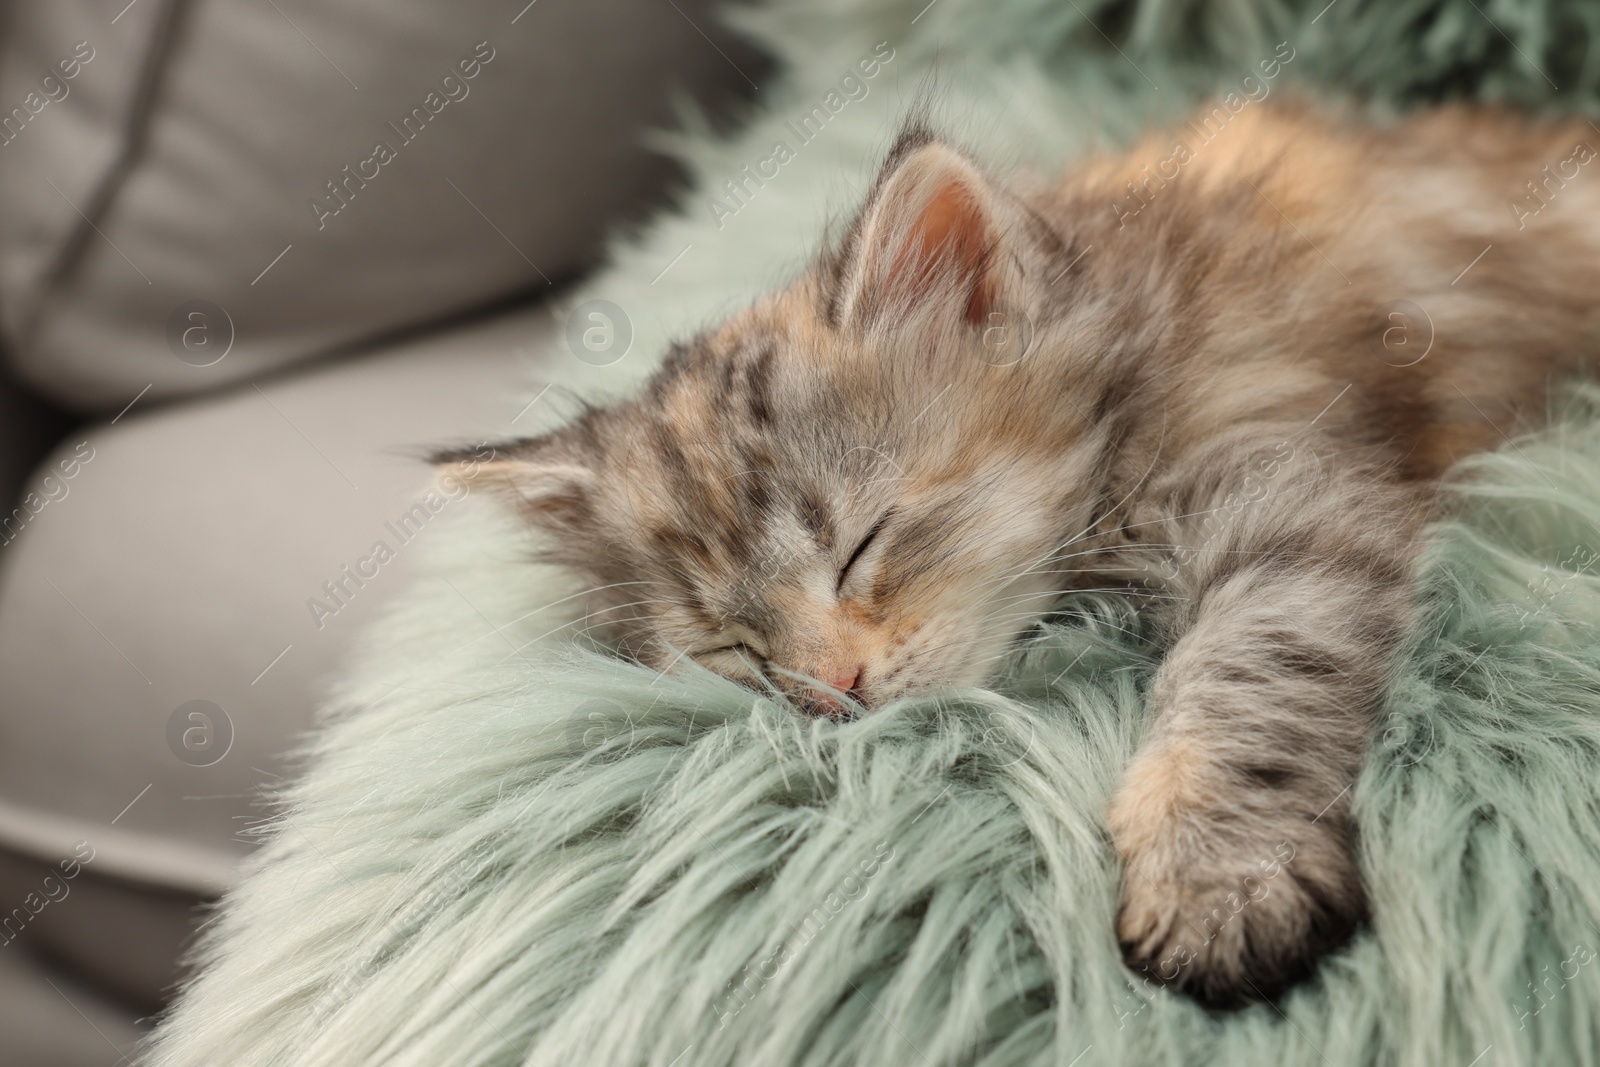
{"left": 430, "top": 433, "right": 598, "bottom": 541}
{"left": 834, "top": 133, "right": 1021, "bottom": 329}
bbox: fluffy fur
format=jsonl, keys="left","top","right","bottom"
{"left": 141, "top": 387, "right": 1600, "bottom": 1067}
{"left": 143, "top": 0, "right": 1600, "bottom": 1061}
{"left": 438, "top": 100, "right": 1600, "bottom": 1001}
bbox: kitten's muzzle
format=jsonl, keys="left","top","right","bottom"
{"left": 792, "top": 666, "right": 866, "bottom": 719}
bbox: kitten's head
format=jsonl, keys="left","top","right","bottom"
{"left": 439, "top": 130, "right": 1104, "bottom": 716}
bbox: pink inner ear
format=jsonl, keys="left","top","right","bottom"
{"left": 889, "top": 176, "right": 995, "bottom": 326}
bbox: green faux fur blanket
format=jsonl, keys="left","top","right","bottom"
{"left": 144, "top": 1, "right": 1600, "bottom": 1064}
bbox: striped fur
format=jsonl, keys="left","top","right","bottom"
{"left": 438, "top": 100, "right": 1600, "bottom": 1005}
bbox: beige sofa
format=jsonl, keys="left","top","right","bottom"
{"left": 0, "top": 2, "right": 760, "bottom": 1061}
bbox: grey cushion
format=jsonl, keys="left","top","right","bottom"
{"left": 0, "top": 299, "right": 560, "bottom": 918}
{"left": 0, "top": 0, "right": 759, "bottom": 411}
{"left": 0, "top": 940, "right": 146, "bottom": 1067}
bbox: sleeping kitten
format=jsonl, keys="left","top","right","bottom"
{"left": 437, "top": 100, "right": 1600, "bottom": 1006}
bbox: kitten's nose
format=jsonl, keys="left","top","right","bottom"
{"left": 827, "top": 667, "right": 863, "bottom": 695}
{"left": 798, "top": 665, "right": 866, "bottom": 718}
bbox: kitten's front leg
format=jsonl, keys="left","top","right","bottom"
{"left": 1108, "top": 450, "right": 1424, "bottom": 1006}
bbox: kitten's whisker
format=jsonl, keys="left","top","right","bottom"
{"left": 912, "top": 607, "right": 1109, "bottom": 657}
{"left": 906, "top": 607, "right": 1146, "bottom": 668}
{"left": 983, "top": 587, "right": 1184, "bottom": 608}
{"left": 486, "top": 579, "right": 653, "bottom": 632}
{"left": 972, "top": 541, "right": 1189, "bottom": 593}
{"left": 575, "top": 597, "right": 663, "bottom": 622}
{"left": 1000, "top": 418, "right": 1173, "bottom": 583}
{"left": 476, "top": 586, "right": 657, "bottom": 655}
{"left": 503, "top": 597, "right": 667, "bottom": 657}
{"left": 435, "top": 580, "right": 657, "bottom": 666}
{"left": 1013, "top": 534, "right": 1331, "bottom": 588}
{"left": 1085, "top": 473, "right": 1326, "bottom": 545}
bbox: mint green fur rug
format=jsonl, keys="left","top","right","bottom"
{"left": 144, "top": 1, "right": 1600, "bottom": 1064}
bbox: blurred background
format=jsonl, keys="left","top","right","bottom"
{"left": 0, "top": 2, "right": 764, "bottom": 1062}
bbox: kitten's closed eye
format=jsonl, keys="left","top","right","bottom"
{"left": 699, "top": 642, "right": 758, "bottom": 659}
{"left": 696, "top": 643, "right": 773, "bottom": 696}
{"left": 837, "top": 512, "right": 891, "bottom": 593}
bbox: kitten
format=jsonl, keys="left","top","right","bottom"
{"left": 436, "top": 100, "right": 1600, "bottom": 1006}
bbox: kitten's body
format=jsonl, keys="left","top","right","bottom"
{"left": 442, "top": 101, "right": 1600, "bottom": 1005}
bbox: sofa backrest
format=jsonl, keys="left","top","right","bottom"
{"left": 0, "top": 0, "right": 760, "bottom": 412}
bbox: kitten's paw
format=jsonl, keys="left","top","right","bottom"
{"left": 1107, "top": 765, "right": 1367, "bottom": 1008}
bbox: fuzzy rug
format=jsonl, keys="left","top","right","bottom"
{"left": 143, "top": 1, "right": 1600, "bottom": 1065}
